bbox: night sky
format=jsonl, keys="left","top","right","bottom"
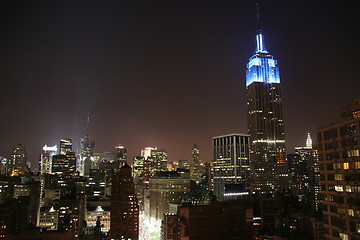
{"left": 1, "top": 0, "right": 359, "bottom": 168}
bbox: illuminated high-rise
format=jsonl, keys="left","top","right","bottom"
{"left": 115, "top": 145, "right": 127, "bottom": 168}
{"left": 190, "top": 144, "right": 202, "bottom": 184}
{"left": 141, "top": 146, "right": 157, "bottom": 180}
{"left": 11, "top": 144, "right": 28, "bottom": 173}
{"left": 151, "top": 149, "right": 168, "bottom": 172}
{"left": 141, "top": 146, "right": 157, "bottom": 160}
{"left": 52, "top": 152, "right": 77, "bottom": 175}
{"left": 40, "top": 145, "right": 58, "bottom": 174}
{"left": 59, "top": 138, "right": 72, "bottom": 155}
{"left": 79, "top": 134, "right": 95, "bottom": 176}
{"left": 246, "top": 11, "right": 287, "bottom": 194}
{"left": 289, "top": 134, "right": 320, "bottom": 215}
{"left": 140, "top": 146, "right": 168, "bottom": 179}
{"left": 212, "top": 134, "right": 250, "bottom": 201}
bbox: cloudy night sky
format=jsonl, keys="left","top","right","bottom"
{"left": 0, "top": 0, "right": 359, "bottom": 167}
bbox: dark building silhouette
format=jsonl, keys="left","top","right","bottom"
{"left": 162, "top": 201, "right": 254, "bottom": 240}
{"left": 115, "top": 145, "right": 127, "bottom": 168}
{"left": 11, "top": 144, "right": 28, "bottom": 173}
{"left": 110, "top": 164, "right": 139, "bottom": 240}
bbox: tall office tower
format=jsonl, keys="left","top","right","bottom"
{"left": 79, "top": 135, "right": 95, "bottom": 176}
{"left": 291, "top": 134, "right": 321, "bottom": 215}
{"left": 111, "top": 164, "right": 139, "bottom": 240}
{"left": 151, "top": 149, "right": 168, "bottom": 172}
{"left": 11, "top": 144, "right": 28, "bottom": 173}
{"left": 59, "top": 138, "right": 72, "bottom": 155}
{"left": 140, "top": 147, "right": 157, "bottom": 180}
{"left": 141, "top": 146, "right": 156, "bottom": 180}
{"left": 190, "top": 144, "right": 202, "bottom": 184}
{"left": 246, "top": 9, "right": 287, "bottom": 195}
{"left": 0, "top": 157, "right": 11, "bottom": 175}
{"left": 141, "top": 146, "right": 157, "bottom": 159}
{"left": 212, "top": 134, "right": 250, "bottom": 201}
{"left": 318, "top": 100, "right": 360, "bottom": 240}
{"left": 51, "top": 152, "right": 77, "bottom": 175}
{"left": 39, "top": 145, "right": 58, "bottom": 174}
{"left": 133, "top": 156, "right": 145, "bottom": 181}
{"left": 132, "top": 156, "right": 145, "bottom": 210}
{"left": 115, "top": 145, "right": 127, "bottom": 168}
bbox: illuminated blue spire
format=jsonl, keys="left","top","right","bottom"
{"left": 245, "top": 2, "right": 280, "bottom": 87}
{"left": 255, "top": 31, "right": 268, "bottom": 54}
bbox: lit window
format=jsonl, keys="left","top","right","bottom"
{"left": 335, "top": 185, "right": 343, "bottom": 192}
{"left": 354, "top": 162, "right": 360, "bottom": 169}
{"left": 340, "top": 233, "right": 349, "bottom": 240}
{"left": 356, "top": 223, "right": 360, "bottom": 233}
{"left": 335, "top": 174, "right": 343, "bottom": 181}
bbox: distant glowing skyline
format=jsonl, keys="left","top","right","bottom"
{"left": 0, "top": 1, "right": 359, "bottom": 167}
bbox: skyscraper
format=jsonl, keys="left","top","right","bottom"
{"left": 289, "top": 134, "right": 320, "bottom": 215}
{"left": 11, "top": 144, "right": 28, "bottom": 173}
{"left": 59, "top": 138, "right": 72, "bottom": 155}
{"left": 39, "top": 145, "right": 58, "bottom": 174}
{"left": 51, "top": 152, "right": 77, "bottom": 175}
{"left": 151, "top": 149, "right": 168, "bottom": 172}
{"left": 111, "top": 164, "right": 139, "bottom": 240}
{"left": 79, "top": 134, "right": 95, "bottom": 176}
{"left": 0, "top": 156, "right": 11, "bottom": 175}
{"left": 141, "top": 146, "right": 157, "bottom": 180}
{"left": 212, "top": 134, "right": 250, "bottom": 201}
{"left": 246, "top": 7, "right": 287, "bottom": 195}
{"left": 141, "top": 146, "right": 157, "bottom": 160}
{"left": 115, "top": 145, "right": 127, "bottom": 168}
{"left": 190, "top": 144, "right": 202, "bottom": 184}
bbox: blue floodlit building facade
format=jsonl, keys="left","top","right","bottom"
{"left": 246, "top": 28, "right": 288, "bottom": 195}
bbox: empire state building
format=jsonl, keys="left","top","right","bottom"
{"left": 246, "top": 19, "right": 287, "bottom": 195}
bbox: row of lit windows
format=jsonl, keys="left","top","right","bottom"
{"left": 324, "top": 184, "right": 360, "bottom": 193}
{"left": 322, "top": 161, "right": 360, "bottom": 171}
{"left": 322, "top": 150, "right": 360, "bottom": 161}
{"left": 336, "top": 207, "right": 360, "bottom": 218}
{"left": 324, "top": 173, "right": 360, "bottom": 181}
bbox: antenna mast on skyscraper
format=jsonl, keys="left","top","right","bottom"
{"left": 86, "top": 112, "right": 90, "bottom": 137}
{"left": 254, "top": 0, "right": 267, "bottom": 54}
{"left": 256, "top": 1, "right": 261, "bottom": 31}
{"left": 256, "top": 0, "right": 261, "bottom": 32}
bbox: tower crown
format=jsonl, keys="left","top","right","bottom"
{"left": 246, "top": 1, "right": 280, "bottom": 87}
{"left": 306, "top": 133, "right": 313, "bottom": 148}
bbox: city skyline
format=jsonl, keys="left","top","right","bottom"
{"left": 0, "top": 1, "right": 359, "bottom": 166}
